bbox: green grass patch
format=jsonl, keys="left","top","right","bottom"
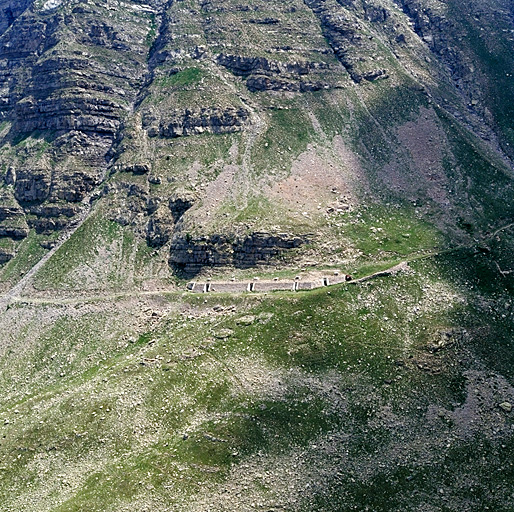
{"left": 0, "top": 216, "right": 513, "bottom": 510}
{"left": 32, "top": 210, "right": 156, "bottom": 291}
{"left": 251, "top": 105, "right": 314, "bottom": 173}
{"left": 440, "top": 111, "right": 514, "bottom": 228}
{"left": 0, "top": 230, "right": 46, "bottom": 284}
{"left": 336, "top": 203, "right": 442, "bottom": 260}
{"left": 156, "top": 67, "right": 205, "bottom": 88}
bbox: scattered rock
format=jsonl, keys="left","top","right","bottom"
{"left": 236, "top": 315, "right": 256, "bottom": 326}
{"left": 499, "top": 402, "right": 512, "bottom": 412}
{"left": 214, "top": 328, "right": 234, "bottom": 339}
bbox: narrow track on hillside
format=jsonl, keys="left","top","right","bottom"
{"left": 0, "top": 167, "right": 111, "bottom": 310}
{"left": 492, "top": 222, "right": 514, "bottom": 237}
{"left": 3, "top": 217, "right": 513, "bottom": 307}
{"left": 0, "top": 201, "right": 94, "bottom": 310}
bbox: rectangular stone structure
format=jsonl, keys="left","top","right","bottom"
{"left": 329, "top": 275, "right": 348, "bottom": 285}
{"left": 186, "top": 272, "right": 352, "bottom": 293}
{"left": 296, "top": 281, "right": 317, "bottom": 290}
{"left": 253, "top": 281, "right": 295, "bottom": 292}
{"left": 208, "top": 282, "right": 249, "bottom": 293}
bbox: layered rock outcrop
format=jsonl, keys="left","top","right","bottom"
{"left": 217, "top": 53, "right": 332, "bottom": 91}
{"left": 170, "top": 232, "right": 308, "bottom": 275}
{"left": 0, "top": 191, "right": 29, "bottom": 240}
{"left": 144, "top": 107, "right": 250, "bottom": 138}
{"left": 303, "top": 0, "right": 389, "bottom": 83}
{"left": 0, "top": 0, "right": 153, "bottom": 256}
{"left": 0, "top": 0, "right": 512, "bottom": 274}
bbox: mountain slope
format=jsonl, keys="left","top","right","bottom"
{"left": 0, "top": 0, "right": 512, "bottom": 284}
{"left": 0, "top": 0, "right": 513, "bottom": 510}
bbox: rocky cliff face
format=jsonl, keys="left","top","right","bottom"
{"left": 170, "top": 231, "right": 308, "bottom": 275}
{"left": 0, "top": 0, "right": 512, "bottom": 276}
{"left": 144, "top": 106, "right": 250, "bottom": 138}
{"left": 0, "top": 0, "right": 160, "bottom": 241}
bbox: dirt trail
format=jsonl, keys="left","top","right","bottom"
{"left": 0, "top": 164, "right": 111, "bottom": 309}
{"left": 492, "top": 222, "right": 514, "bottom": 237}
{"left": 3, "top": 216, "right": 513, "bottom": 307}
{"left": 4, "top": 261, "right": 405, "bottom": 306}
{"left": 0, "top": 201, "right": 94, "bottom": 310}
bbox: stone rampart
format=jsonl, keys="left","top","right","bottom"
{"left": 186, "top": 273, "right": 353, "bottom": 294}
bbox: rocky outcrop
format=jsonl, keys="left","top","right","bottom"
{"left": 394, "top": 0, "right": 513, "bottom": 151}
{"left": 144, "top": 107, "right": 249, "bottom": 138}
{"left": 169, "top": 190, "right": 196, "bottom": 223}
{"left": 0, "top": 243, "right": 15, "bottom": 263}
{"left": 10, "top": 167, "right": 96, "bottom": 234}
{"left": 246, "top": 17, "right": 280, "bottom": 26}
{"left": 13, "top": 169, "right": 52, "bottom": 204}
{"left": 396, "top": 0, "right": 472, "bottom": 87}
{"left": 303, "top": 0, "right": 389, "bottom": 83}
{"left": 14, "top": 95, "right": 123, "bottom": 135}
{"left": 0, "top": 193, "right": 29, "bottom": 240}
{"left": 25, "top": 202, "right": 79, "bottom": 234}
{"left": 0, "top": 0, "right": 510, "bottom": 274}
{"left": 216, "top": 54, "right": 329, "bottom": 77}
{"left": 363, "top": 3, "right": 389, "bottom": 24}
{"left": 12, "top": 166, "right": 98, "bottom": 205}
{"left": 0, "top": 196, "right": 24, "bottom": 222}
{"left": 0, "top": 190, "right": 29, "bottom": 262}
{"left": 145, "top": 189, "right": 197, "bottom": 247}
{"left": 27, "top": 214, "right": 71, "bottom": 234}
{"left": 0, "top": 222, "right": 29, "bottom": 239}
{"left": 25, "top": 203, "right": 79, "bottom": 219}
{"left": 217, "top": 53, "right": 332, "bottom": 92}
{"left": 0, "top": 0, "right": 32, "bottom": 36}
{"left": 117, "top": 163, "right": 151, "bottom": 175}
{"left": 146, "top": 205, "right": 174, "bottom": 247}
{"left": 106, "top": 180, "right": 198, "bottom": 249}
{"left": 170, "top": 232, "right": 308, "bottom": 275}
{"left": 0, "top": 0, "right": 154, "bottom": 248}
{"left": 233, "top": 232, "right": 307, "bottom": 267}
{"left": 246, "top": 76, "right": 327, "bottom": 93}
{"left": 53, "top": 171, "right": 98, "bottom": 203}
{"left": 395, "top": 0, "right": 482, "bottom": 92}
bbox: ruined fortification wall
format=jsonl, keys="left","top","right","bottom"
{"left": 186, "top": 273, "right": 352, "bottom": 294}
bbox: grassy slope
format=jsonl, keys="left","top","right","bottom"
{"left": 0, "top": 227, "right": 513, "bottom": 510}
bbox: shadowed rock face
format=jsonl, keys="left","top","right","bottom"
{"left": 0, "top": 0, "right": 512, "bottom": 269}
{"left": 0, "top": 0, "right": 32, "bottom": 36}
{"left": 146, "top": 107, "right": 250, "bottom": 138}
{"left": 169, "top": 232, "right": 309, "bottom": 275}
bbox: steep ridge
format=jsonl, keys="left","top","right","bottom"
{"left": 0, "top": 0, "right": 157, "bottom": 267}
